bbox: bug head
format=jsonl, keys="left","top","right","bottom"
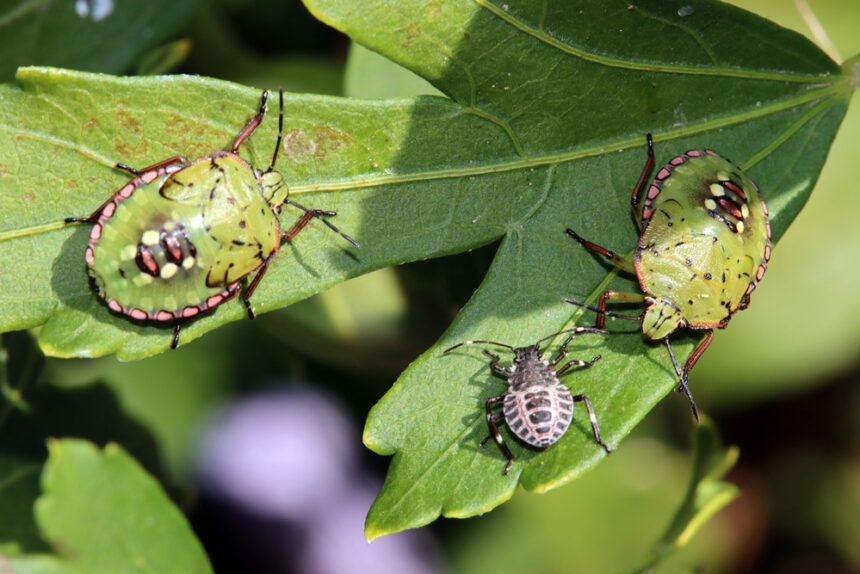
{"left": 642, "top": 297, "right": 685, "bottom": 340}
{"left": 260, "top": 170, "right": 288, "bottom": 211}
{"left": 511, "top": 344, "right": 542, "bottom": 364}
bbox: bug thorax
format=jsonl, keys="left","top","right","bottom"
{"left": 259, "top": 169, "right": 288, "bottom": 211}
{"left": 508, "top": 345, "right": 560, "bottom": 391}
{"left": 642, "top": 296, "right": 686, "bottom": 340}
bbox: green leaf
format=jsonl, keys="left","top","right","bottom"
{"left": 299, "top": 0, "right": 853, "bottom": 538}
{"left": 0, "top": 0, "right": 204, "bottom": 82}
{"left": 631, "top": 419, "right": 739, "bottom": 573}
{"left": 0, "top": 0, "right": 855, "bottom": 537}
{"left": 24, "top": 439, "right": 211, "bottom": 574}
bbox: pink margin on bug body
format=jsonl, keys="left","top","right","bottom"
{"left": 105, "top": 285, "right": 240, "bottom": 324}
{"left": 86, "top": 162, "right": 241, "bottom": 323}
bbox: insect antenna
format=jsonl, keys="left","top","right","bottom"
{"left": 563, "top": 298, "right": 642, "bottom": 322}
{"left": 285, "top": 199, "right": 360, "bottom": 248}
{"left": 533, "top": 327, "right": 606, "bottom": 347}
{"left": 266, "top": 88, "right": 285, "bottom": 174}
{"left": 444, "top": 340, "right": 516, "bottom": 354}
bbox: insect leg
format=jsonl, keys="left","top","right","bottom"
{"left": 266, "top": 89, "right": 285, "bottom": 173}
{"left": 479, "top": 411, "right": 505, "bottom": 446}
{"left": 284, "top": 200, "right": 360, "bottom": 247}
{"left": 556, "top": 354, "right": 602, "bottom": 376}
{"left": 664, "top": 338, "right": 702, "bottom": 422}
{"left": 565, "top": 229, "right": 636, "bottom": 275}
{"left": 571, "top": 393, "right": 611, "bottom": 454}
{"left": 240, "top": 259, "right": 273, "bottom": 319}
{"left": 481, "top": 349, "right": 511, "bottom": 378}
{"left": 65, "top": 158, "right": 187, "bottom": 224}
{"left": 565, "top": 291, "right": 644, "bottom": 329}
{"left": 629, "top": 133, "right": 655, "bottom": 230}
{"left": 171, "top": 322, "right": 182, "bottom": 350}
{"left": 232, "top": 89, "right": 269, "bottom": 152}
{"left": 481, "top": 395, "right": 514, "bottom": 475}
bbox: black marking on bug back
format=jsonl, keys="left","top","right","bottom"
{"left": 135, "top": 222, "right": 198, "bottom": 281}
{"left": 705, "top": 179, "right": 750, "bottom": 234}
{"left": 136, "top": 243, "right": 160, "bottom": 277}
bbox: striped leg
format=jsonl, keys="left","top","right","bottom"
{"left": 566, "top": 229, "right": 636, "bottom": 274}
{"left": 572, "top": 393, "right": 611, "bottom": 454}
{"left": 556, "top": 354, "right": 602, "bottom": 376}
{"left": 482, "top": 349, "right": 511, "bottom": 378}
{"left": 480, "top": 395, "right": 514, "bottom": 475}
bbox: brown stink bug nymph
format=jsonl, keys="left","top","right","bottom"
{"left": 444, "top": 327, "right": 611, "bottom": 475}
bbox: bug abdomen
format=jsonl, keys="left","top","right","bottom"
{"left": 89, "top": 187, "right": 229, "bottom": 315}
{"left": 503, "top": 384, "right": 574, "bottom": 448}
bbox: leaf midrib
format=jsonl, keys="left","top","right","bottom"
{"left": 0, "top": 81, "right": 846, "bottom": 244}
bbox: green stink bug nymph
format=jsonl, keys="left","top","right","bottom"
{"left": 565, "top": 134, "right": 771, "bottom": 419}
{"left": 66, "top": 90, "right": 359, "bottom": 349}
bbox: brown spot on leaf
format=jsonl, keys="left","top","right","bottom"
{"left": 426, "top": 0, "right": 442, "bottom": 20}
{"left": 83, "top": 118, "right": 101, "bottom": 131}
{"left": 312, "top": 124, "right": 351, "bottom": 159}
{"left": 402, "top": 22, "right": 422, "bottom": 48}
{"left": 115, "top": 102, "right": 141, "bottom": 134}
{"left": 283, "top": 129, "right": 315, "bottom": 164}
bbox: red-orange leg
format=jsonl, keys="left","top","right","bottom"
{"left": 240, "top": 259, "right": 272, "bottom": 319}
{"left": 565, "top": 229, "right": 635, "bottom": 274}
{"left": 232, "top": 90, "right": 269, "bottom": 152}
{"left": 593, "top": 290, "right": 645, "bottom": 329}
{"left": 630, "top": 133, "right": 655, "bottom": 230}
{"left": 285, "top": 200, "right": 360, "bottom": 247}
{"left": 683, "top": 330, "right": 715, "bottom": 381}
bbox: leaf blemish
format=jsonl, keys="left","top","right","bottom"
{"left": 402, "top": 22, "right": 422, "bottom": 48}
{"left": 311, "top": 124, "right": 352, "bottom": 160}
{"left": 283, "top": 129, "right": 315, "bottom": 164}
{"left": 114, "top": 103, "right": 141, "bottom": 134}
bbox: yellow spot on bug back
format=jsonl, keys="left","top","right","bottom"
{"left": 142, "top": 230, "right": 159, "bottom": 246}
{"left": 120, "top": 245, "right": 137, "bottom": 261}
{"left": 704, "top": 199, "right": 717, "bottom": 211}
{"left": 709, "top": 183, "right": 725, "bottom": 196}
{"left": 736, "top": 221, "right": 745, "bottom": 233}
{"left": 160, "top": 262, "right": 179, "bottom": 279}
{"left": 741, "top": 203, "right": 750, "bottom": 218}
{"left": 134, "top": 274, "right": 153, "bottom": 287}
{"left": 163, "top": 221, "right": 176, "bottom": 232}
{"left": 182, "top": 256, "right": 196, "bottom": 270}
{"left": 717, "top": 171, "right": 731, "bottom": 181}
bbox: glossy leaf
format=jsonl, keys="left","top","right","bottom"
{"left": 301, "top": 0, "right": 853, "bottom": 538}
{"left": 17, "top": 439, "right": 212, "bottom": 574}
{"left": 0, "top": 0, "right": 855, "bottom": 538}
